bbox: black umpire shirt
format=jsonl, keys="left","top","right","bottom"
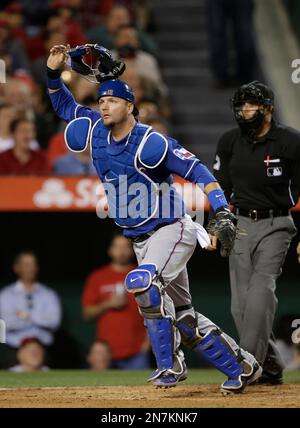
{"left": 213, "top": 121, "right": 300, "bottom": 210}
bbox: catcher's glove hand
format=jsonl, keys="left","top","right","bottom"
{"left": 207, "top": 208, "right": 237, "bottom": 257}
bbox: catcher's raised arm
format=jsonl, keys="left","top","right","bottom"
{"left": 46, "top": 44, "right": 127, "bottom": 150}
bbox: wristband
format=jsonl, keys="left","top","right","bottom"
{"left": 47, "top": 67, "right": 63, "bottom": 90}
{"left": 207, "top": 189, "right": 229, "bottom": 212}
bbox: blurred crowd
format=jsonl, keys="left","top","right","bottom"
{"left": 0, "top": 0, "right": 171, "bottom": 176}
{"left": 0, "top": 234, "right": 151, "bottom": 371}
{"left": 1, "top": 238, "right": 299, "bottom": 372}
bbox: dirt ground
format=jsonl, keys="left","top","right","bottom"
{"left": 0, "top": 384, "right": 299, "bottom": 408}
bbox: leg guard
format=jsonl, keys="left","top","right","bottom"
{"left": 198, "top": 329, "right": 243, "bottom": 379}
{"left": 144, "top": 317, "right": 174, "bottom": 371}
{"left": 126, "top": 264, "right": 174, "bottom": 371}
{"left": 176, "top": 313, "right": 243, "bottom": 379}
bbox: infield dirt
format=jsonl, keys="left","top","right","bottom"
{"left": 0, "top": 384, "right": 299, "bottom": 408}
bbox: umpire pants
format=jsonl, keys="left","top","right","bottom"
{"left": 229, "top": 214, "right": 297, "bottom": 372}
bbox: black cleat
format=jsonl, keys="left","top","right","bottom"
{"left": 257, "top": 371, "right": 283, "bottom": 385}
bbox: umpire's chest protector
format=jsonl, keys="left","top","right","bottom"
{"left": 91, "top": 121, "right": 160, "bottom": 228}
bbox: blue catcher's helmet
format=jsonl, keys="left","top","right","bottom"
{"left": 97, "top": 79, "right": 139, "bottom": 117}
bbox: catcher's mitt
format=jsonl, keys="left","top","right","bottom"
{"left": 207, "top": 209, "right": 237, "bottom": 257}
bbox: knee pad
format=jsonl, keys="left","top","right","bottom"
{"left": 126, "top": 263, "right": 174, "bottom": 371}
{"left": 125, "top": 263, "right": 157, "bottom": 294}
{"left": 125, "top": 263, "right": 161, "bottom": 311}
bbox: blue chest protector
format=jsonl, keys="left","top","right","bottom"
{"left": 91, "top": 121, "right": 185, "bottom": 229}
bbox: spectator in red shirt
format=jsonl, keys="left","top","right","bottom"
{"left": 0, "top": 118, "right": 50, "bottom": 175}
{"left": 82, "top": 233, "right": 150, "bottom": 369}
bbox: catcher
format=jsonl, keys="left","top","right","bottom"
{"left": 46, "top": 43, "right": 262, "bottom": 393}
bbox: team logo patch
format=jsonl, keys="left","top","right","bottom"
{"left": 267, "top": 167, "right": 282, "bottom": 177}
{"left": 173, "top": 148, "right": 195, "bottom": 160}
{"left": 103, "top": 89, "right": 114, "bottom": 95}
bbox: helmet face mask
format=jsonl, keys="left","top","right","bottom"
{"left": 231, "top": 81, "right": 274, "bottom": 139}
{"left": 67, "top": 44, "right": 126, "bottom": 84}
{"left": 232, "top": 101, "right": 265, "bottom": 126}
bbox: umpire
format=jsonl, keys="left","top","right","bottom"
{"left": 212, "top": 80, "right": 299, "bottom": 384}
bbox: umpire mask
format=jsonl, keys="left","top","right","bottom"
{"left": 231, "top": 81, "right": 274, "bottom": 140}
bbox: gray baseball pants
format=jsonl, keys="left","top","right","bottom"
{"left": 132, "top": 215, "right": 257, "bottom": 365}
{"left": 229, "top": 214, "right": 297, "bottom": 372}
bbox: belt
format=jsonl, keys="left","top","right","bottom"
{"left": 129, "top": 219, "right": 179, "bottom": 243}
{"left": 233, "top": 207, "right": 290, "bottom": 221}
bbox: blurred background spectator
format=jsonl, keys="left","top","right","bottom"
{"left": 87, "top": 4, "right": 157, "bottom": 56}
{"left": 44, "top": 5, "right": 87, "bottom": 47}
{"left": 47, "top": 122, "right": 67, "bottom": 166}
{"left": 53, "top": 145, "right": 97, "bottom": 175}
{"left": 1, "top": 78, "right": 34, "bottom": 115}
{"left": 112, "top": 24, "right": 164, "bottom": 93}
{"left": 0, "top": 118, "right": 49, "bottom": 175}
{"left": 47, "top": 97, "right": 97, "bottom": 168}
{"left": 0, "top": 0, "right": 165, "bottom": 170}
{"left": 86, "top": 340, "right": 112, "bottom": 370}
{"left": 0, "top": 250, "right": 62, "bottom": 368}
{"left": 0, "top": 0, "right": 299, "bottom": 371}
{"left": 0, "top": 103, "right": 15, "bottom": 152}
{"left": 0, "top": 16, "right": 30, "bottom": 76}
{"left": 9, "top": 337, "right": 49, "bottom": 372}
{"left": 147, "top": 116, "right": 169, "bottom": 135}
{"left": 30, "top": 30, "right": 68, "bottom": 87}
{"left": 81, "top": 233, "right": 150, "bottom": 370}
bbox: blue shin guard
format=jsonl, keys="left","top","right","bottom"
{"left": 196, "top": 329, "right": 243, "bottom": 379}
{"left": 144, "top": 317, "right": 174, "bottom": 371}
{"left": 177, "top": 316, "right": 243, "bottom": 379}
{"left": 126, "top": 264, "right": 174, "bottom": 371}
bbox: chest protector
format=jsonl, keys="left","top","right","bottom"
{"left": 92, "top": 121, "right": 176, "bottom": 228}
